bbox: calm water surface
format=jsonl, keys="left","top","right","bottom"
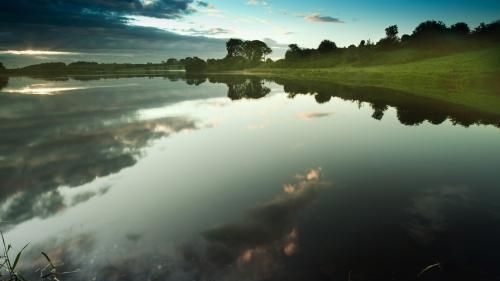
{"left": 0, "top": 75, "right": 499, "bottom": 281}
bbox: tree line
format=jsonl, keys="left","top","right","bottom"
{"left": 283, "top": 20, "right": 499, "bottom": 62}
{"left": 176, "top": 19, "right": 499, "bottom": 72}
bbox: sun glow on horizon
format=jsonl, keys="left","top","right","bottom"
{"left": 0, "top": 50, "right": 80, "bottom": 56}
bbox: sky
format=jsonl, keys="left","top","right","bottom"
{"left": 0, "top": 0, "right": 499, "bottom": 67}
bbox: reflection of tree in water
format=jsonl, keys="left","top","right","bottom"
{"left": 271, "top": 78, "right": 500, "bottom": 128}
{"left": 208, "top": 76, "right": 271, "bottom": 100}
{"left": 396, "top": 106, "right": 448, "bottom": 126}
{"left": 0, "top": 76, "right": 8, "bottom": 90}
{"left": 228, "top": 79, "right": 270, "bottom": 100}
{"left": 370, "top": 102, "right": 389, "bottom": 121}
{"left": 185, "top": 74, "right": 207, "bottom": 86}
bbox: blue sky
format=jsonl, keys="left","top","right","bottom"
{"left": 154, "top": 0, "right": 500, "bottom": 47}
{"left": 1, "top": 0, "right": 499, "bottom": 66}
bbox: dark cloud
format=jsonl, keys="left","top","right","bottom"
{"left": 304, "top": 13, "right": 344, "bottom": 24}
{"left": 0, "top": 0, "right": 226, "bottom": 67}
{"left": 196, "top": 1, "right": 210, "bottom": 8}
{"left": 1, "top": 0, "right": 195, "bottom": 26}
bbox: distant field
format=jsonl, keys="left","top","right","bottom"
{"left": 248, "top": 48, "right": 500, "bottom": 115}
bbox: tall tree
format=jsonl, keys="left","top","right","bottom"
{"left": 226, "top": 38, "right": 244, "bottom": 58}
{"left": 242, "top": 40, "right": 272, "bottom": 62}
{"left": 385, "top": 25, "right": 399, "bottom": 40}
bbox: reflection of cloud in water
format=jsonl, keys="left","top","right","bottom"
{"left": 16, "top": 168, "right": 330, "bottom": 281}
{"left": 297, "top": 112, "right": 334, "bottom": 121}
{"left": 198, "top": 168, "right": 329, "bottom": 279}
{"left": 407, "top": 185, "right": 470, "bottom": 243}
{"left": 0, "top": 117, "right": 196, "bottom": 227}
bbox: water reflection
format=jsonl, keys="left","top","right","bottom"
{"left": 274, "top": 78, "right": 500, "bottom": 127}
{"left": 208, "top": 76, "right": 271, "bottom": 100}
{"left": 17, "top": 169, "right": 330, "bottom": 281}
{"left": 188, "top": 74, "right": 499, "bottom": 127}
{"left": 6, "top": 73, "right": 499, "bottom": 127}
{"left": 0, "top": 74, "right": 499, "bottom": 281}
{"left": 0, "top": 77, "right": 213, "bottom": 226}
{"left": 0, "top": 76, "right": 7, "bottom": 90}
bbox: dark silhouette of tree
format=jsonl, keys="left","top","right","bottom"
{"left": 377, "top": 25, "right": 399, "bottom": 49}
{"left": 412, "top": 20, "right": 447, "bottom": 41}
{"left": 449, "top": 22, "right": 470, "bottom": 35}
{"left": 227, "top": 78, "right": 271, "bottom": 100}
{"left": 185, "top": 77, "right": 207, "bottom": 86}
{"left": 401, "top": 34, "right": 411, "bottom": 43}
{"left": 315, "top": 92, "right": 332, "bottom": 104}
{"left": 285, "top": 44, "right": 302, "bottom": 60}
{"left": 385, "top": 25, "right": 399, "bottom": 40}
{"left": 318, "top": 40, "right": 338, "bottom": 54}
{"left": 473, "top": 20, "right": 500, "bottom": 41}
{"left": 242, "top": 40, "right": 272, "bottom": 62}
{"left": 226, "top": 38, "right": 244, "bottom": 58}
{"left": 359, "top": 40, "right": 366, "bottom": 47}
{"left": 166, "top": 58, "right": 179, "bottom": 65}
{"left": 184, "top": 57, "right": 207, "bottom": 73}
{"left": 397, "top": 108, "right": 427, "bottom": 125}
{"left": 0, "top": 62, "right": 5, "bottom": 72}
{"left": 284, "top": 44, "right": 316, "bottom": 60}
{"left": 0, "top": 76, "right": 8, "bottom": 91}
{"left": 370, "top": 102, "right": 388, "bottom": 120}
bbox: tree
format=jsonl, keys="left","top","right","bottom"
{"left": 183, "top": 57, "right": 207, "bottom": 73}
{"left": 317, "top": 40, "right": 337, "bottom": 54}
{"left": 401, "top": 34, "right": 411, "bottom": 42}
{"left": 166, "top": 58, "right": 179, "bottom": 65}
{"left": 359, "top": 40, "right": 366, "bottom": 47}
{"left": 241, "top": 40, "right": 272, "bottom": 62}
{"left": 226, "top": 38, "right": 244, "bottom": 58}
{"left": 0, "top": 62, "right": 5, "bottom": 73}
{"left": 449, "top": 22, "right": 470, "bottom": 35}
{"left": 413, "top": 20, "right": 447, "bottom": 37}
{"left": 385, "top": 25, "right": 399, "bottom": 40}
{"left": 285, "top": 44, "right": 301, "bottom": 60}
{"left": 472, "top": 20, "right": 500, "bottom": 41}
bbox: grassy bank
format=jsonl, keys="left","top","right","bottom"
{"left": 247, "top": 48, "right": 500, "bottom": 115}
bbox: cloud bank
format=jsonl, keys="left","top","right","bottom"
{"left": 0, "top": 0, "right": 226, "bottom": 67}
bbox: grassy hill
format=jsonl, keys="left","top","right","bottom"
{"left": 248, "top": 47, "right": 500, "bottom": 115}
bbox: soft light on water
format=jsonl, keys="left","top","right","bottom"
{"left": 0, "top": 75, "right": 499, "bottom": 280}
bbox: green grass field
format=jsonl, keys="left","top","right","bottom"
{"left": 248, "top": 48, "right": 500, "bottom": 115}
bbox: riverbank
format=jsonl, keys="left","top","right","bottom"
{"left": 244, "top": 48, "right": 500, "bottom": 115}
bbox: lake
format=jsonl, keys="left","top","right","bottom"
{"left": 0, "top": 74, "right": 499, "bottom": 281}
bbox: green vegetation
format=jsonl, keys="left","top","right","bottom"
{"left": 7, "top": 61, "right": 183, "bottom": 76}
{"left": 249, "top": 48, "right": 500, "bottom": 114}
{"left": 1, "top": 233, "right": 65, "bottom": 281}
{"left": 240, "top": 19, "right": 500, "bottom": 115}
